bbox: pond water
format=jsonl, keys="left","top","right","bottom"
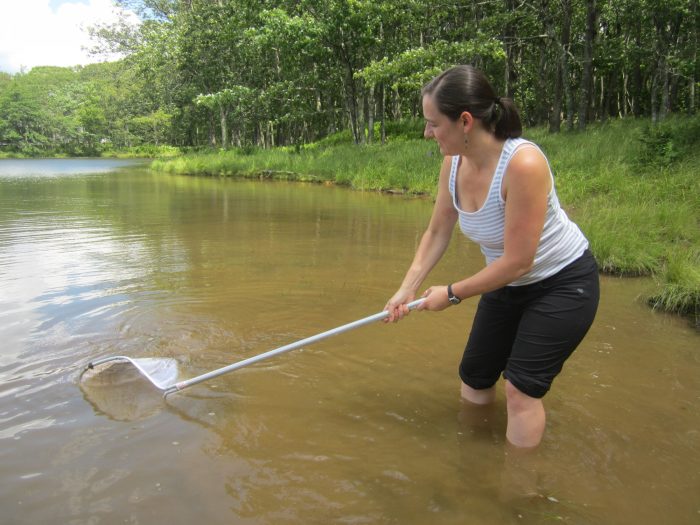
{"left": 0, "top": 159, "right": 698, "bottom": 524}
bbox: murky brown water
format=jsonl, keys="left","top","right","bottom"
{"left": 1, "top": 159, "right": 698, "bottom": 524}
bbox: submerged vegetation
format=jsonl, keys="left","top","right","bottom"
{"left": 152, "top": 116, "right": 700, "bottom": 326}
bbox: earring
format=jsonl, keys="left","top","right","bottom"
{"left": 464, "top": 135, "right": 468, "bottom": 145}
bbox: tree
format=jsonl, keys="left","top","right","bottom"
{"left": 195, "top": 87, "right": 255, "bottom": 149}
{"left": 3, "top": 0, "right": 698, "bottom": 156}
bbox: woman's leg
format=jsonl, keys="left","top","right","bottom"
{"left": 504, "top": 379, "right": 545, "bottom": 448}
{"left": 460, "top": 381, "right": 496, "bottom": 404}
{"left": 462, "top": 379, "right": 545, "bottom": 447}
{"left": 459, "top": 290, "right": 520, "bottom": 402}
{"left": 502, "top": 252, "right": 599, "bottom": 447}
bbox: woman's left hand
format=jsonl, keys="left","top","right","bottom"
{"left": 419, "top": 285, "right": 452, "bottom": 311}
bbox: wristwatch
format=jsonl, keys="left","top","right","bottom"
{"left": 447, "top": 283, "right": 462, "bottom": 305}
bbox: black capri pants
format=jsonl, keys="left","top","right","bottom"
{"left": 459, "top": 249, "right": 599, "bottom": 399}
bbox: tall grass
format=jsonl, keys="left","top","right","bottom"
{"left": 152, "top": 135, "right": 439, "bottom": 194}
{"left": 152, "top": 116, "right": 700, "bottom": 325}
{"left": 101, "top": 145, "right": 182, "bottom": 158}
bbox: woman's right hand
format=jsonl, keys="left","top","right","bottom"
{"left": 383, "top": 288, "right": 416, "bottom": 323}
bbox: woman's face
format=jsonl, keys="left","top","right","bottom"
{"left": 422, "top": 94, "right": 465, "bottom": 155}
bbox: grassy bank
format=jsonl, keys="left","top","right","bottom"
{"left": 153, "top": 129, "right": 441, "bottom": 194}
{"left": 100, "top": 145, "right": 182, "bottom": 159}
{"left": 152, "top": 117, "right": 700, "bottom": 325}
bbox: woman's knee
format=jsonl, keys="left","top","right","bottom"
{"left": 504, "top": 380, "right": 541, "bottom": 413}
{"left": 461, "top": 381, "right": 496, "bottom": 405}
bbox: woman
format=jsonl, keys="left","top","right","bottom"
{"left": 384, "top": 65, "right": 599, "bottom": 448}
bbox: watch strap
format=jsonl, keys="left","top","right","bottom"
{"left": 447, "top": 283, "right": 461, "bottom": 305}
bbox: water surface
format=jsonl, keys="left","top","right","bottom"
{"left": 0, "top": 159, "right": 698, "bottom": 524}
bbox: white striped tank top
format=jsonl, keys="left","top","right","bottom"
{"left": 448, "top": 137, "right": 588, "bottom": 286}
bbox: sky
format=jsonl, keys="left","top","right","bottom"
{"left": 0, "top": 0, "right": 140, "bottom": 74}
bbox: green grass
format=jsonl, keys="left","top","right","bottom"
{"left": 152, "top": 116, "right": 700, "bottom": 325}
{"left": 101, "top": 145, "right": 182, "bottom": 158}
{"left": 152, "top": 135, "right": 439, "bottom": 195}
{"left": 0, "top": 151, "right": 29, "bottom": 158}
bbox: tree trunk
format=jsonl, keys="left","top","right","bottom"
{"left": 380, "top": 83, "right": 386, "bottom": 145}
{"left": 394, "top": 88, "right": 402, "bottom": 120}
{"left": 538, "top": 0, "right": 550, "bottom": 125}
{"left": 651, "top": 68, "right": 660, "bottom": 124}
{"left": 578, "top": 0, "right": 597, "bottom": 130}
{"left": 691, "top": 0, "right": 698, "bottom": 114}
{"left": 361, "top": 87, "right": 369, "bottom": 144}
{"left": 660, "top": 57, "right": 670, "bottom": 121}
{"left": 671, "top": 65, "right": 683, "bottom": 114}
{"left": 209, "top": 115, "right": 216, "bottom": 148}
{"left": 367, "top": 85, "right": 374, "bottom": 145}
{"left": 651, "top": 15, "right": 665, "bottom": 124}
{"left": 503, "top": 0, "right": 517, "bottom": 98}
{"left": 345, "top": 67, "right": 360, "bottom": 144}
{"left": 337, "top": 34, "right": 361, "bottom": 144}
{"left": 622, "top": 68, "right": 630, "bottom": 116}
{"left": 599, "top": 75, "right": 606, "bottom": 121}
{"left": 610, "top": 72, "right": 621, "bottom": 118}
{"left": 550, "top": 58, "right": 562, "bottom": 132}
{"left": 548, "top": 0, "right": 561, "bottom": 132}
{"left": 691, "top": 59, "right": 697, "bottom": 115}
{"left": 560, "top": 0, "right": 574, "bottom": 130}
{"left": 537, "top": 41, "right": 548, "bottom": 124}
{"left": 219, "top": 105, "right": 228, "bottom": 149}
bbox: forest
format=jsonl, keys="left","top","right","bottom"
{"left": 0, "top": 0, "right": 698, "bottom": 156}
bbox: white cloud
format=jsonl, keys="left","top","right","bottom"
{"left": 0, "top": 0, "right": 140, "bottom": 74}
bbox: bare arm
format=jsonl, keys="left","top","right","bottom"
{"left": 384, "top": 156, "right": 458, "bottom": 321}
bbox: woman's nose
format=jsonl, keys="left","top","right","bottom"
{"left": 424, "top": 124, "right": 433, "bottom": 139}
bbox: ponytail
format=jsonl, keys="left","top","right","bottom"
{"left": 422, "top": 65, "right": 522, "bottom": 139}
{"left": 493, "top": 97, "right": 522, "bottom": 140}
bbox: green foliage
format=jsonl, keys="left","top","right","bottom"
{"left": 0, "top": 61, "right": 176, "bottom": 156}
{"left": 383, "top": 119, "right": 425, "bottom": 140}
{"left": 648, "top": 248, "right": 700, "bottom": 326}
{"left": 637, "top": 116, "right": 700, "bottom": 167}
{"left": 2, "top": 0, "right": 698, "bottom": 155}
{"left": 356, "top": 39, "right": 505, "bottom": 91}
{"left": 312, "top": 129, "right": 354, "bottom": 148}
{"left": 101, "top": 144, "right": 181, "bottom": 158}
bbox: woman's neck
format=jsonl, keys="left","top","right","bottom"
{"left": 461, "top": 129, "right": 505, "bottom": 172}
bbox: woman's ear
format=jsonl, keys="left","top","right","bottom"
{"left": 459, "top": 111, "right": 474, "bottom": 133}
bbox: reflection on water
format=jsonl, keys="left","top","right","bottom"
{"left": 0, "top": 159, "right": 698, "bottom": 524}
{"left": 80, "top": 361, "right": 167, "bottom": 422}
{"left": 0, "top": 157, "right": 145, "bottom": 177}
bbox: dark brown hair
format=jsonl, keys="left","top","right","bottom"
{"left": 422, "top": 65, "right": 522, "bottom": 140}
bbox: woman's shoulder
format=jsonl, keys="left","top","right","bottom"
{"left": 438, "top": 154, "right": 460, "bottom": 177}
{"left": 503, "top": 139, "right": 551, "bottom": 191}
{"left": 506, "top": 136, "right": 539, "bottom": 152}
{"left": 507, "top": 137, "right": 548, "bottom": 166}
